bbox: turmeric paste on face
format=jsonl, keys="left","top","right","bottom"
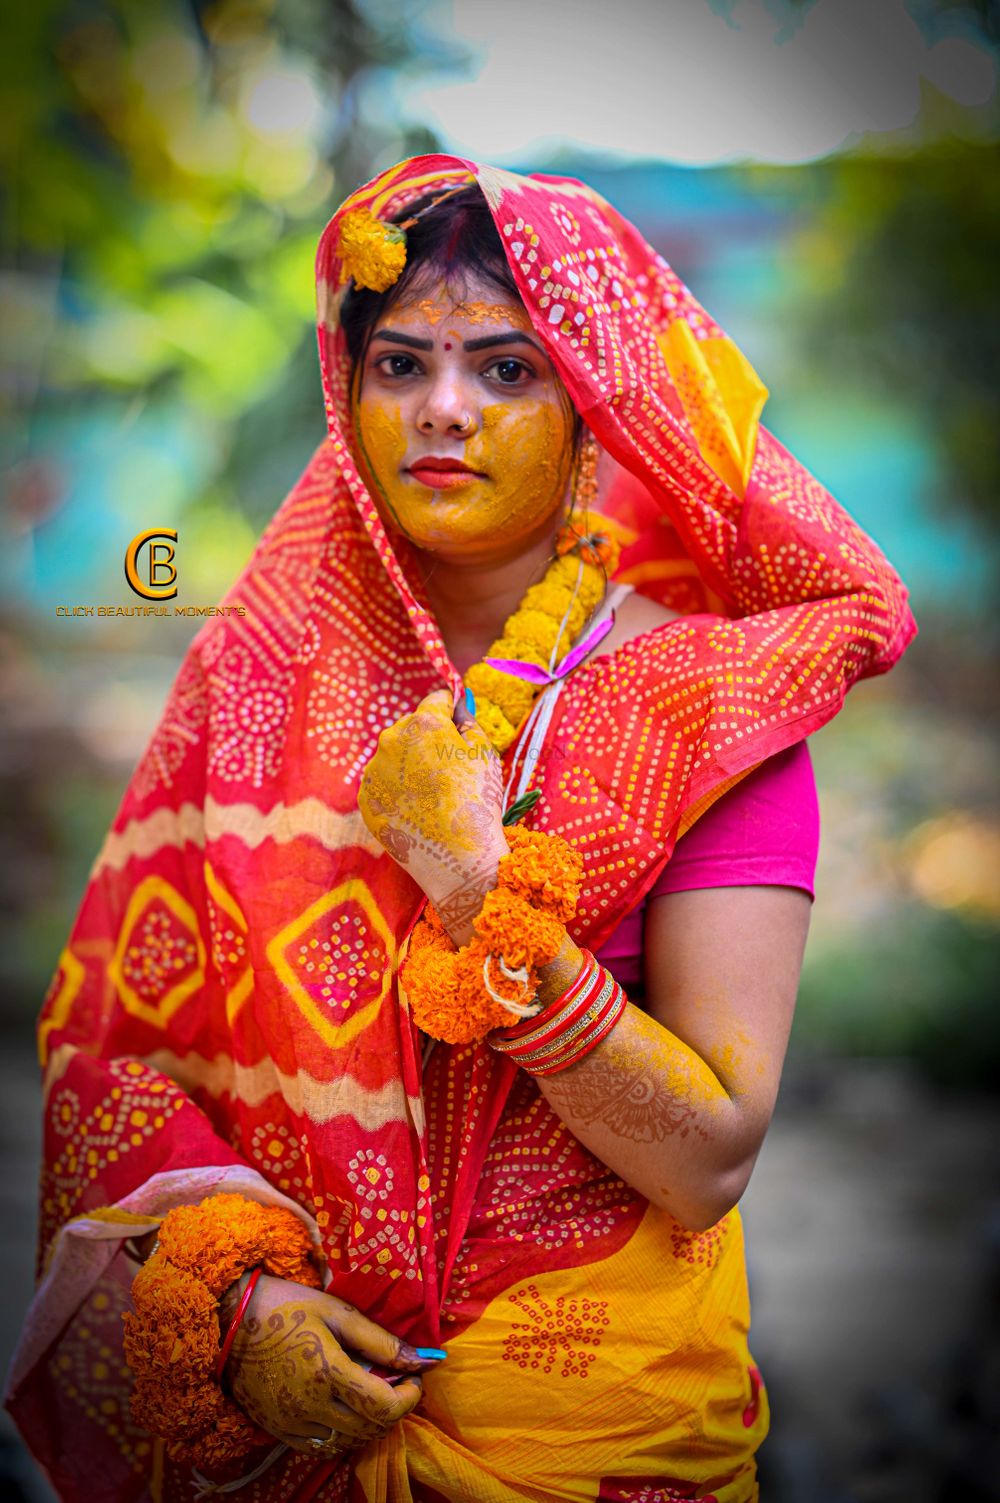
{"left": 355, "top": 288, "right": 574, "bottom": 562}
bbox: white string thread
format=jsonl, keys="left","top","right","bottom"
{"left": 482, "top": 953, "right": 542, "bottom": 1019}
{"left": 191, "top": 1443, "right": 288, "bottom": 1497}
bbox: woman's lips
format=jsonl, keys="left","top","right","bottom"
{"left": 407, "top": 459, "right": 486, "bottom": 490}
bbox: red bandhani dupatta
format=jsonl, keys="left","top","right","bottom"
{"left": 6, "top": 155, "right": 914, "bottom": 1503}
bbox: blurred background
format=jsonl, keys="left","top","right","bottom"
{"left": 1, "top": 1, "right": 998, "bottom": 1499}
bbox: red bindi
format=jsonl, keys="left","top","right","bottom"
{"left": 444, "top": 340, "right": 453, "bottom": 350}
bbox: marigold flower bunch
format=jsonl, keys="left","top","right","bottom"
{"left": 122, "top": 1193, "right": 321, "bottom": 1470}
{"left": 402, "top": 824, "right": 584, "bottom": 1044}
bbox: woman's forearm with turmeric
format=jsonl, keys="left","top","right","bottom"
{"left": 532, "top": 934, "right": 750, "bottom": 1233}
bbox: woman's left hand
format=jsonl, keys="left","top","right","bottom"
{"left": 358, "top": 689, "right": 508, "bottom": 934}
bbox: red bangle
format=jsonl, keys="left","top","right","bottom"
{"left": 215, "top": 1265, "right": 262, "bottom": 1381}
{"left": 514, "top": 958, "right": 604, "bottom": 1053}
{"left": 530, "top": 981, "right": 626, "bottom": 1075}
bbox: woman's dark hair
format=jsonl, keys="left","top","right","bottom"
{"left": 339, "top": 185, "right": 520, "bottom": 376}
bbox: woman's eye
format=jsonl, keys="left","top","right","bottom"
{"left": 377, "top": 353, "right": 419, "bottom": 377}
{"left": 484, "top": 358, "right": 533, "bottom": 385}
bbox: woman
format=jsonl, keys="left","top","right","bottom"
{"left": 5, "top": 156, "right": 914, "bottom": 1502}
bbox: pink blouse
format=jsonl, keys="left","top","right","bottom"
{"left": 593, "top": 741, "right": 820, "bottom": 998}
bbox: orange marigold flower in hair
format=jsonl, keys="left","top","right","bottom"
{"left": 337, "top": 208, "right": 408, "bottom": 292}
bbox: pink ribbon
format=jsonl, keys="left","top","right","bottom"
{"left": 485, "top": 611, "right": 615, "bottom": 686}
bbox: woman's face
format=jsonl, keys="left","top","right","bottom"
{"left": 354, "top": 273, "right": 575, "bottom": 566}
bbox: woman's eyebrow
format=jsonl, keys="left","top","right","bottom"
{"left": 371, "top": 330, "right": 434, "bottom": 350}
{"left": 463, "top": 332, "right": 542, "bottom": 354}
{"left": 370, "top": 328, "right": 544, "bottom": 356}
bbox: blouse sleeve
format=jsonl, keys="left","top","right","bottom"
{"left": 650, "top": 741, "right": 821, "bottom": 900}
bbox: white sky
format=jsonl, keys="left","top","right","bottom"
{"left": 399, "top": 0, "right": 997, "bottom": 165}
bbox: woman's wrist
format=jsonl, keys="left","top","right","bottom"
{"left": 218, "top": 1268, "right": 254, "bottom": 1331}
{"left": 428, "top": 837, "right": 509, "bottom": 947}
{"left": 532, "top": 931, "right": 586, "bottom": 1010}
{"left": 123, "top": 1194, "right": 320, "bottom": 1469}
{"left": 403, "top": 823, "right": 585, "bottom": 1044}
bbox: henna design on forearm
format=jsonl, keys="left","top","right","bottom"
{"left": 435, "top": 884, "right": 492, "bottom": 931}
{"left": 543, "top": 1015, "right": 714, "bottom": 1145}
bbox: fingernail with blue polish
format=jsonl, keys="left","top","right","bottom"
{"left": 415, "top": 1347, "right": 448, "bottom": 1361}
{"left": 465, "top": 688, "right": 476, "bottom": 716}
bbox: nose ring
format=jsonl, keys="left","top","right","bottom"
{"left": 455, "top": 414, "right": 473, "bottom": 434}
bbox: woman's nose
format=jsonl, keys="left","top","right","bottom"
{"left": 416, "top": 373, "right": 477, "bottom": 438}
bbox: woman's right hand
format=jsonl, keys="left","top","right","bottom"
{"left": 222, "top": 1273, "right": 434, "bottom": 1458}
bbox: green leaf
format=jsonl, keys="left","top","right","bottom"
{"left": 502, "top": 789, "right": 541, "bottom": 826}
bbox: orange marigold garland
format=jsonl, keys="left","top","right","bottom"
{"left": 401, "top": 824, "right": 585, "bottom": 1044}
{"left": 465, "top": 509, "right": 624, "bottom": 754}
{"left": 121, "top": 1193, "right": 321, "bottom": 1471}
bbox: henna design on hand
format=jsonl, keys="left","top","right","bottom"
{"left": 230, "top": 1307, "right": 333, "bottom": 1437}
{"left": 228, "top": 1301, "right": 395, "bottom": 1449}
{"left": 357, "top": 693, "right": 508, "bottom": 907}
{"left": 451, "top": 797, "right": 498, "bottom": 846}
{"left": 378, "top": 824, "right": 414, "bottom": 863}
{"left": 434, "top": 847, "right": 508, "bottom": 943}
{"left": 481, "top": 750, "right": 504, "bottom": 808}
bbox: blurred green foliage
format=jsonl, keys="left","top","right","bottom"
{"left": 777, "top": 141, "right": 1000, "bottom": 541}
{"left": 2, "top": 0, "right": 457, "bottom": 533}
{"left": 796, "top": 906, "right": 1000, "bottom": 1091}
{"left": 0, "top": 0, "right": 460, "bottom": 1014}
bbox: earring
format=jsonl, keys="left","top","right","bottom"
{"left": 554, "top": 430, "right": 614, "bottom": 569}
{"left": 572, "top": 430, "right": 599, "bottom": 523}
